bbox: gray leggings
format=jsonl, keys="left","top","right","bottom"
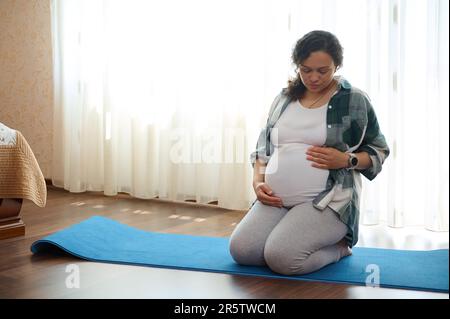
{"left": 229, "top": 200, "right": 348, "bottom": 275}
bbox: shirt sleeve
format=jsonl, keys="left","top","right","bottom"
{"left": 356, "top": 96, "right": 390, "bottom": 180}
{"left": 249, "top": 93, "right": 282, "bottom": 168}
{"left": 250, "top": 127, "right": 270, "bottom": 168}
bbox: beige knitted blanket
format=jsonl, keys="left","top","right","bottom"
{"left": 0, "top": 131, "right": 47, "bottom": 207}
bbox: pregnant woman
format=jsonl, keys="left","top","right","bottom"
{"left": 229, "top": 30, "right": 390, "bottom": 275}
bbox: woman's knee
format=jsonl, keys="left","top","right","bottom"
{"left": 228, "top": 233, "right": 244, "bottom": 263}
{"left": 229, "top": 232, "right": 266, "bottom": 266}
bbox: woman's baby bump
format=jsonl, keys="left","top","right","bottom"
{"left": 264, "top": 143, "right": 329, "bottom": 205}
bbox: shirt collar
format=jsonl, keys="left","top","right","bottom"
{"left": 335, "top": 75, "right": 352, "bottom": 91}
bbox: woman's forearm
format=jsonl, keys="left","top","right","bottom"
{"left": 354, "top": 151, "right": 372, "bottom": 170}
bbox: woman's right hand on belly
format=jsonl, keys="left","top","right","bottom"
{"left": 253, "top": 182, "right": 283, "bottom": 208}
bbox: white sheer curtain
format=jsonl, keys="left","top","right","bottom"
{"left": 51, "top": 0, "right": 448, "bottom": 230}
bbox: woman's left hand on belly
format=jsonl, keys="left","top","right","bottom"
{"left": 306, "top": 146, "right": 348, "bottom": 170}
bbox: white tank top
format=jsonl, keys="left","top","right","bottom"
{"left": 264, "top": 99, "right": 329, "bottom": 207}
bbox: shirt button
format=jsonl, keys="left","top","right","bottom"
{"left": 328, "top": 125, "right": 332, "bottom": 128}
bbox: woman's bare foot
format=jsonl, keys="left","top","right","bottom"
{"left": 337, "top": 238, "right": 352, "bottom": 258}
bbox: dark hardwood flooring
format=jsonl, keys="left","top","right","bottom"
{"left": 0, "top": 187, "right": 448, "bottom": 299}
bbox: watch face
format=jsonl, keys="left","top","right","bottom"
{"left": 351, "top": 156, "right": 358, "bottom": 166}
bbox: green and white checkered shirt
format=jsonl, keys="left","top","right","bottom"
{"left": 250, "top": 76, "right": 390, "bottom": 247}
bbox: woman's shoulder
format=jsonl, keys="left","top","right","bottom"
{"left": 336, "top": 81, "right": 372, "bottom": 109}
{"left": 344, "top": 86, "right": 375, "bottom": 116}
{"left": 337, "top": 77, "right": 371, "bottom": 101}
{"left": 269, "top": 88, "right": 292, "bottom": 105}
{"left": 349, "top": 86, "right": 371, "bottom": 101}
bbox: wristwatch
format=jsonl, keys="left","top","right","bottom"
{"left": 347, "top": 153, "right": 358, "bottom": 169}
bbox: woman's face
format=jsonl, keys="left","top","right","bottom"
{"left": 298, "top": 51, "right": 337, "bottom": 93}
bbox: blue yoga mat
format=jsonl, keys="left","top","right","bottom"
{"left": 31, "top": 216, "right": 449, "bottom": 293}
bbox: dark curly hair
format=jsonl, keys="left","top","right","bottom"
{"left": 286, "top": 30, "right": 344, "bottom": 100}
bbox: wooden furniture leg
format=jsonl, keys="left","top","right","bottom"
{"left": 0, "top": 198, "right": 25, "bottom": 239}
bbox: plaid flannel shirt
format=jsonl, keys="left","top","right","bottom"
{"left": 250, "top": 76, "right": 390, "bottom": 247}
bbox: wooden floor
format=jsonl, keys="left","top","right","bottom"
{"left": 0, "top": 187, "right": 448, "bottom": 299}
